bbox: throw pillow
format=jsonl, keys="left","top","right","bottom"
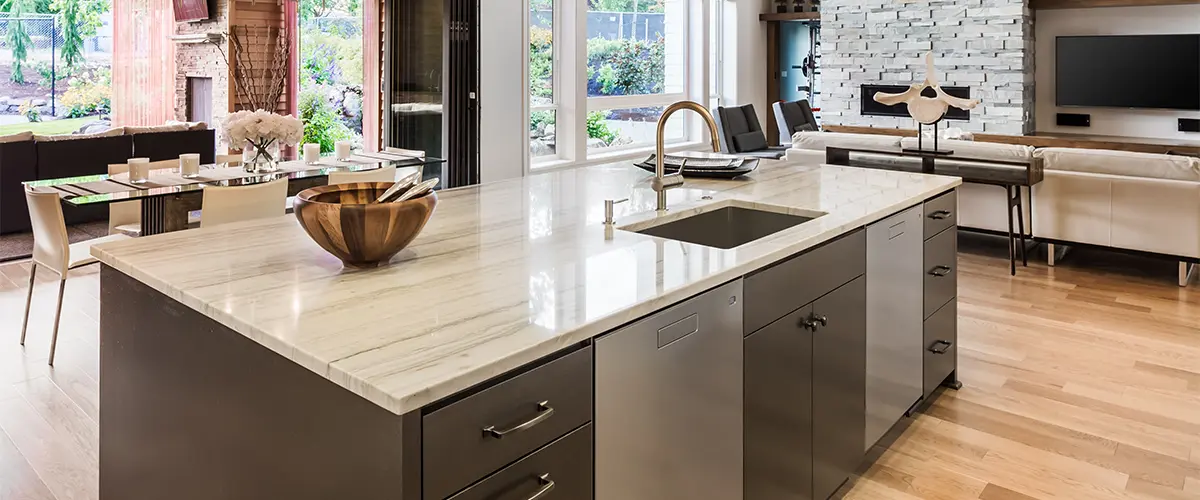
{"left": 732, "top": 131, "right": 768, "bottom": 152}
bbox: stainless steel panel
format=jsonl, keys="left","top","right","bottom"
{"left": 865, "top": 204, "right": 925, "bottom": 451}
{"left": 596, "top": 280, "right": 744, "bottom": 500}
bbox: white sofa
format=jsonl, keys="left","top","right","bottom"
{"left": 787, "top": 131, "right": 1200, "bottom": 285}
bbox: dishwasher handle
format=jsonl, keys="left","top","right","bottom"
{"left": 483, "top": 401, "right": 555, "bottom": 439}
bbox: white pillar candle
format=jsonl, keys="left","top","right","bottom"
{"left": 179, "top": 153, "right": 201, "bottom": 178}
{"left": 335, "top": 140, "right": 352, "bottom": 161}
{"left": 128, "top": 157, "right": 150, "bottom": 184}
{"left": 303, "top": 143, "right": 321, "bottom": 164}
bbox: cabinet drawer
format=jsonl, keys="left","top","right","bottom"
{"left": 923, "top": 190, "right": 957, "bottom": 239}
{"left": 744, "top": 229, "right": 865, "bottom": 334}
{"left": 423, "top": 346, "right": 593, "bottom": 500}
{"left": 923, "top": 299, "right": 957, "bottom": 401}
{"left": 448, "top": 424, "right": 593, "bottom": 500}
{"left": 923, "top": 226, "right": 957, "bottom": 320}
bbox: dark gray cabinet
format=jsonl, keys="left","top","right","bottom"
{"left": 744, "top": 233, "right": 866, "bottom": 500}
{"left": 811, "top": 276, "right": 866, "bottom": 500}
{"left": 923, "top": 298, "right": 957, "bottom": 400}
{"left": 745, "top": 305, "right": 813, "bottom": 500}
{"left": 447, "top": 424, "right": 593, "bottom": 500}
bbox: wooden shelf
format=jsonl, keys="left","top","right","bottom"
{"left": 759, "top": 11, "right": 821, "bottom": 22}
{"left": 1031, "top": 0, "right": 1199, "bottom": 9}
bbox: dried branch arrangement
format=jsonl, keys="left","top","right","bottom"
{"left": 210, "top": 25, "right": 291, "bottom": 112}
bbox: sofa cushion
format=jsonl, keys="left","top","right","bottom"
{"left": 34, "top": 127, "right": 124, "bottom": 141}
{"left": 0, "top": 131, "right": 33, "bottom": 144}
{"left": 124, "top": 123, "right": 189, "bottom": 135}
{"left": 899, "top": 137, "right": 1033, "bottom": 162}
{"left": 1036, "top": 147, "right": 1200, "bottom": 182}
{"left": 792, "top": 131, "right": 902, "bottom": 151}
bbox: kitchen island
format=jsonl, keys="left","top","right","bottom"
{"left": 92, "top": 159, "right": 961, "bottom": 500}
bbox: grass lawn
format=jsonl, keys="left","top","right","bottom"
{"left": 0, "top": 117, "right": 94, "bottom": 136}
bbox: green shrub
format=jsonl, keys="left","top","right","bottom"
{"left": 299, "top": 26, "right": 363, "bottom": 88}
{"left": 60, "top": 67, "right": 111, "bottom": 118}
{"left": 586, "top": 111, "right": 617, "bottom": 145}
{"left": 529, "top": 26, "right": 554, "bottom": 100}
{"left": 299, "top": 89, "right": 353, "bottom": 153}
{"left": 19, "top": 100, "right": 41, "bottom": 123}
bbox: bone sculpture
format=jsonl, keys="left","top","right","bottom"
{"left": 873, "top": 52, "right": 981, "bottom": 153}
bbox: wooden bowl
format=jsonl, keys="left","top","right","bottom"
{"left": 294, "top": 182, "right": 438, "bottom": 268}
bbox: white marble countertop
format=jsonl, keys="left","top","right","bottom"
{"left": 92, "top": 159, "right": 960, "bottom": 414}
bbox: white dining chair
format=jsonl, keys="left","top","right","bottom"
{"left": 107, "top": 159, "right": 177, "bottom": 237}
{"left": 384, "top": 147, "right": 426, "bottom": 158}
{"left": 21, "top": 189, "right": 131, "bottom": 365}
{"left": 200, "top": 177, "right": 288, "bottom": 228}
{"left": 328, "top": 165, "right": 397, "bottom": 185}
{"left": 215, "top": 154, "right": 243, "bottom": 165}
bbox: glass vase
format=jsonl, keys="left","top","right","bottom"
{"left": 245, "top": 140, "right": 281, "bottom": 173}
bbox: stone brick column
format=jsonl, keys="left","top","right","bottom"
{"left": 819, "top": 0, "right": 1035, "bottom": 135}
{"left": 175, "top": 0, "right": 232, "bottom": 134}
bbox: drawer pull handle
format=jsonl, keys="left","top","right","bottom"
{"left": 524, "top": 473, "right": 556, "bottom": 500}
{"left": 929, "top": 340, "right": 952, "bottom": 354}
{"left": 929, "top": 265, "right": 952, "bottom": 277}
{"left": 483, "top": 401, "right": 555, "bottom": 439}
{"left": 928, "top": 210, "right": 952, "bottom": 220}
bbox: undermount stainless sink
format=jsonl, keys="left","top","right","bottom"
{"left": 625, "top": 203, "right": 824, "bottom": 249}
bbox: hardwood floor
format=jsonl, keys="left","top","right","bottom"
{"left": 1, "top": 234, "right": 1199, "bottom": 499}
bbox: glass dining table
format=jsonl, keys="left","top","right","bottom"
{"left": 23, "top": 152, "right": 446, "bottom": 236}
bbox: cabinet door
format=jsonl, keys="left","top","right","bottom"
{"left": 745, "top": 304, "right": 813, "bottom": 500}
{"left": 812, "top": 276, "right": 867, "bottom": 500}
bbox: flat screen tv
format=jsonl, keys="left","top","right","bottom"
{"left": 1056, "top": 35, "right": 1200, "bottom": 110}
{"left": 173, "top": 0, "right": 211, "bottom": 22}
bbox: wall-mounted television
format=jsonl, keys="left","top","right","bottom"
{"left": 173, "top": 0, "right": 211, "bottom": 22}
{"left": 1056, "top": 35, "right": 1200, "bottom": 111}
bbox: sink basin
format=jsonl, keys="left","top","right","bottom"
{"left": 624, "top": 202, "right": 823, "bottom": 249}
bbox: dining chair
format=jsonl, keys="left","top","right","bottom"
{"left": 384, "top": 146, "right": 426, "bottom": 158}
{"left": 215, "top": 154, "right": 243, "bottom": 165}
{"left": 200, "top": 177, "right": 288, "bottom": 228}
{"left": 21, "top": 189, "right": 131, "bottom": 365}
{"left": 107, "top": 159, "right": 177, "bottom": 237}
{"left": 328, "top": 165, "right": 397, "bottom": 185}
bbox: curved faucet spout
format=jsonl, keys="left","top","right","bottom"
{"left": 654, "top": 100, "right": 722, "bottom": 212}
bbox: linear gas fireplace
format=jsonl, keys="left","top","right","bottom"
{"left": 860, "top": 84, "right": 971, "bottom": 121}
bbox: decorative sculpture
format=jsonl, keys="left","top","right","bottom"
{"left": 873, "top": 52, "right": 981, "bottom": 154}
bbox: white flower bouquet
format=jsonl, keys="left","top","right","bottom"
{"left": 222, "top": 109, "right": 305, "bottom": 172}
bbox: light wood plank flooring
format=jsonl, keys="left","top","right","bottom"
{"left": 1, "top": 234, "right": 1200, "bottom": 500}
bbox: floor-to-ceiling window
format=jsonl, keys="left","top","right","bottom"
{"left": 297, "top": 0, "right": 364, "bottom": 152}
{"left": 528, "top": 0, "right": 718, "bottom": 169}
{"left": 529, "top": 0, "right": 557, "bottom": 160}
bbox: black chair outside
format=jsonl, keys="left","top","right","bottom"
{"left": 772, "top": 99, "right": 820, "bottom": 145}
{"left": 714, "top": 104, "right": 787, "bottom": 160}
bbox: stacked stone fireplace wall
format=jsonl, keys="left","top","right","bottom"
{"left": 820, "top": 0, "right": 1035, "bottom": 135}
{"left": 175, "top": 0, "right": 231, "bottom": 135}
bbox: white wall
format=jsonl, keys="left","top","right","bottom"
{"left": 719, "top": 0, "right": 767, "bottom": 132}
{"left": 480, "top": 1, "right": 528, "bottom": 183}
{"left": 1034, "top": 5, "right": 1200, "bottom": 139}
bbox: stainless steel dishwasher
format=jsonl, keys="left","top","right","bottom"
{"left": 595, "top": 279, "right": 744, "bottom": 500}
{"left": 865, "top": 204, "right": 925, "bottom": 450}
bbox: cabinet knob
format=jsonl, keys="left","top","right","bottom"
{"left": 928, "top": 340, "right": 952, "bottom": 354}
{"left": 799, "top": 317, "right": 818, "bottom": 331}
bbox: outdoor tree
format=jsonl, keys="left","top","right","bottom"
{"left": 51, "top": 0, "right": 110, "bottom": 70}
{"left": 300, "top": 0, "right": 359, "bottom": 21}
{"left": 5, "top": 0, "right": 37, "bottom": 84}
